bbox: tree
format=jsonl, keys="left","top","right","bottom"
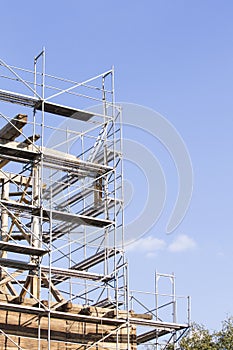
{"left": 144, "top": 317, "right": 233, "bottom": 349}
{"left": 215, "top": 317, "right": 233, "bottom": 349}
{"left": 179, "top": 323, "right": 218, "bottom": 350}
{"left": 179, "top": 317, "right": 233, "bottom": 349}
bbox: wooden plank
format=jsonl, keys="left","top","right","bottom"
{"left": 137, "top": 329, "right": 171, "bottom": 344}
{"left": 130, "top": 311, "right": 152, "bottom": 320}
{"left": 0, "top": 269, "right": 23, "bottom": 287}
{"left": 7, "top": 210, "right": 31, "bottom": 244}
{"left": 0, "top": 114, "right": 28, "bottom": 169}
{"left": 0, "top": 172, "right": 32, "bottom": 187}
{"left": 36, "top": 100, "right": 94, "bottom": 121}
{"left": 19, "top": 275, "right": 31, "bottom": 299}
{"left": 0, "top": 114, "right": 27, "bottom": 141}
{"left": 0, "top": 141, "right": 39, "bottom": 164}
{"left": 52, "top": 249, "right": 119, "bottom": 286}
{"left": 47, "top": 208, "right": 113, "bottom": 228}
{"left": 0, "top": 323, "right": 131, "bottom": 344}
{"left": 41, "top": 265, "right": 108, "bottom": 282}
{"left": 0, "top": 299, "right": 179, "bottom": 349}
{"left": 0, "top": 199, "right": 113, "bottom": 229}
{"left": 0, "top": 138, "right": 112, "bottom": 175}
{"left": 41, "top": 273, "right": 65, "bottom": 303}
{"left": 6, "top": 282, "right": 18, "bottom": 296}
{"left": 5, "top": 172, "right": 32, "bottom": 244}
{"left": 0, "top": 295, "right": 191, "bottom": 349}
{"left": 0, "top": 89, "right": 94, "bottom": 120}
{"left": 0, "top": 258, "right": 37, "bottom": 270}
{"left": 0, "top": 302, "right": 126, "bottom": 326}
{"left": 0, "top": 242, "right": 47, "bottom": 256}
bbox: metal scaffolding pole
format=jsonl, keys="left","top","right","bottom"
{"left": 0, "top": 53, "right": 189, "bottom": 349}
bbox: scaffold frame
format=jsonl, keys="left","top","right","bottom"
{"left": 0, "top": 51, "right": 189, "bottom": 349}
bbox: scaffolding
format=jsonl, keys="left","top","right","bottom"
{"left": 0, "top": 51, "right": 189, "bottom": 349}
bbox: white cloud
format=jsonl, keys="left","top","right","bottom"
{"left": 126, "top": 234, "right": 197, "bottom": 257}
{"left": 168, "top": 234, "right": 196, "bottom": 253}
{"left": 126, "top": 236, "right": 166, "bottom": 254}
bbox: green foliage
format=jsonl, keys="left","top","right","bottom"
{"left": 179, "top": 317, "right": 233, "bottom": 350}
{"left": 144, "top": 317, "right": 233, "bottom": 350}
{"left": 166, "top": 344, "right": 175, "bottom": 350}
{"left": 215, "top": 317, "right": 233, "bottom": 350}
{"left": 180, "top": 323, "right": 218, "bottom": 350}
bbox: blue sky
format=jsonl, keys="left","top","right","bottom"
{"left": 2, "top": 1, "right": 233, "bottom": 330}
